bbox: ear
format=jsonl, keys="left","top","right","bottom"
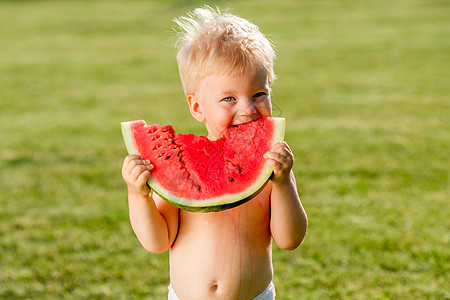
{"left": 187, "top": 94, "right": 206, "bottom": 122}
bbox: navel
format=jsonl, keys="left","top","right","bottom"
{"left": 211, "top": 283, "right": 219, "bottom": 292}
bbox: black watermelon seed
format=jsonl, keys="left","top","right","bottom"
{"left": 237, "top": 168, "right": 241, "bottom": 172}
{"left": 166, "top": 155, "right": 171, "bottom": 159}
{"left": 229, "top": 177, "right": 234, "bottom": 181}
{"left": 158, "top": 154, "right": 163, "bottom": 158}
{"left": 197, "top": 186, "right": 201, "bottom": 191}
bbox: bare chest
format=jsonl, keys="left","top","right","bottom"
{"left": 176, "top": 183, "right": 272, "bottom": 244}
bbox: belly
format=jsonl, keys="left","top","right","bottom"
{"left": 169, "top": 189, "right": 273, "bottom": 300}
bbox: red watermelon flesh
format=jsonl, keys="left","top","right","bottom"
{"left": 121, "top": 117, "right": 285, "bottom": 212}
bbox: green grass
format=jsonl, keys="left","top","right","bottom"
{"left": 1, "top": 0, "right": 448, "bottom": 299}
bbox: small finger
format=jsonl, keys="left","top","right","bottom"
{"left": 266, "top": 157, "right": 282, "bottom": 168}
{"left": 264, "top": 151, "right": 287, "bottom": 162}
{"left": 143, "top": 159, "right": 154, "bottom": 170}
{"left": 136, "top": 169, "right": 151, "bottom": 185}
{"left": 130, "top": 164, "right": 149, "bottom": 181}
{"left": 273, "top": 142, "right": 292, "bottom": 153}
{"left": 128, "top": 157, "right": 150, "bottom": 171}
{"left": 272, "top": 142, "right": 293, "bottom": 156}
{"left": 272, "top": 141, "right": 289, "bottom": 149}
{"left": 123, "top": 155, "right": 142, "bottom": 172}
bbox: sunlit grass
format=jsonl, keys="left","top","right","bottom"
{"left": 0, "top": 0, "right": 448, "bottom": 299}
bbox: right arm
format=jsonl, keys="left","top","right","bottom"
{"left": 122, "top": 155, "right": 179, "bottom": 253}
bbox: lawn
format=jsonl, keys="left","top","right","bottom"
{"left": 0, "top": 0, "right": 448, "bottom": 299}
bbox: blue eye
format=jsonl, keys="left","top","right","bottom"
{"left": 222, "top": 97, "right": 235, "bottom": 102}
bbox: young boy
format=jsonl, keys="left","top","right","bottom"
{"left": 122, "top": 6, "right": 307, "bottom": 300}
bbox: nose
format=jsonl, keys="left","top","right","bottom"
{"left": 238, "top": 98, "right": 257, "bottom": 116}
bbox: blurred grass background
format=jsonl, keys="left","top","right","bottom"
{"left": 0, "top": 0, "right": 448, "bottom": 298}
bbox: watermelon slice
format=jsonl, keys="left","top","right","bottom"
{"left": 121, "top": 117, "right": 285, "bottom": 212}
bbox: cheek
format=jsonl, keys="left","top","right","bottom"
{"left": 257, "top": 99, "right": 272, "bottom": 117}
{"left": 208, "top": 108, "right": 234, "bottom": 127}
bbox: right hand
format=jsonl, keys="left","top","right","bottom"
{"left": 122, "top": 155, "right": 154, "bottom": 197}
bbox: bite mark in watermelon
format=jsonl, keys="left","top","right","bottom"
{"left": 121, "top": 117, "right": 285, "bottom": 212}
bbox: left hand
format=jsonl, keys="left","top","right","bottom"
{"left": 264, "top": 141, "right": 294, "bottom": 185}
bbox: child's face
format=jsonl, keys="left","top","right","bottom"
{"left": 188, "top": 71, "right": 272, "bottom": 140}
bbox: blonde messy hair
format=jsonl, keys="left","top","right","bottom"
{"left": 174, "top": 6, "right": 276, "bottom": 94}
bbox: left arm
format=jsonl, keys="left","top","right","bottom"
{"left": 264, "top": 142, "right": 308, "bottom": 250}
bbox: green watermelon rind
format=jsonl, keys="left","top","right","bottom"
{"left": 151, "top": 180, "right": 270, "bottom": 212}
{"left": 121, "top": 117, "right": 285, "bottom": 212}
